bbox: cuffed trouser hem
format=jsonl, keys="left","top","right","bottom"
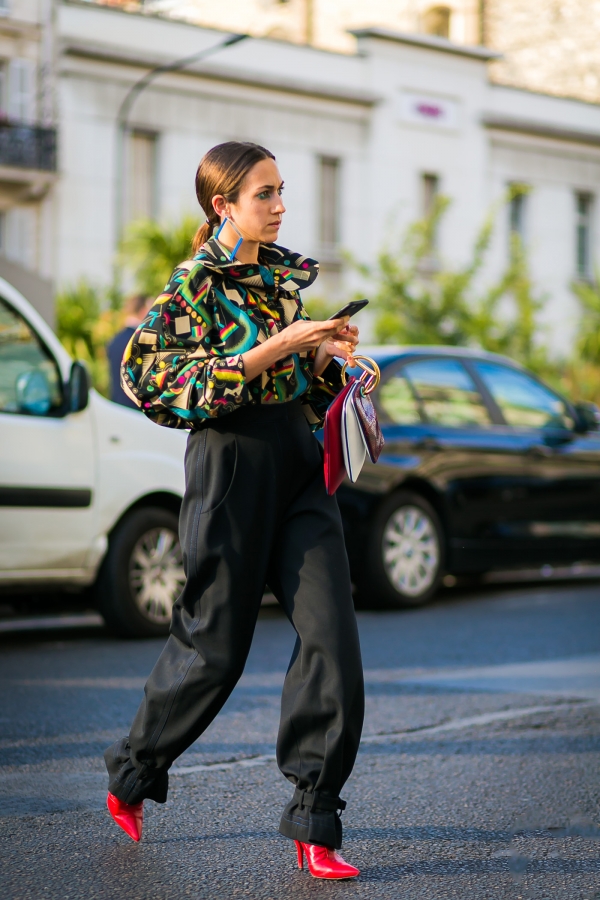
{"left": 278, "top": 788, "right": 345, "bottom": 849}
{"left": 104, "top": 738, "right": 169, "bottom": 805}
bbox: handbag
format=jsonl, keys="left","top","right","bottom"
{"left": 323, "top": 356, "right": 384, "bottom": 495}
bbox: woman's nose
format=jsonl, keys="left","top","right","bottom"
{"left": 273, "top": 200, "right": 286, "bottom": 214}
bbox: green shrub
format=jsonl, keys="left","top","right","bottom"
{"left": 119, "top": 214, "right": 199, "bottom": 298}
{"left": 55, "top": 280, "right": 124, "bottom": 397}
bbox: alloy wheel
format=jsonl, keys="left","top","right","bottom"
{"left": 382, "top": 505, "right": 440, "bottom": 598}
{"left": 129, "top": 527, "right": 185, "bottom": 624}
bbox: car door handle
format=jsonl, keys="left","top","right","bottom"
{"left": 528, "top": 444, "right": 553, "bottom": 458}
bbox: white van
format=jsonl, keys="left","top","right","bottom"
{"left": 0, "top": 279, "right": 187, "bottom": 637}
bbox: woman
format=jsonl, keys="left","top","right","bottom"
{"left": 105, "top": 141, "right": 365, "bottom": 880}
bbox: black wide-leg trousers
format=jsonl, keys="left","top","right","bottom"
{"left": 105, "top": 399, "right": 364, "bottom": 849}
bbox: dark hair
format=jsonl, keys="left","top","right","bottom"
{"left": 192, "top": 141, "right": 276, "bottom": 254}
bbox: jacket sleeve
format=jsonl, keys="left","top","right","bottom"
{"left": 120, "top": 264, "right": 253, "bottom": 428}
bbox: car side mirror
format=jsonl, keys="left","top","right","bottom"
{"left": 67, "top": 361, "right": 90, "bottom": 413}
{"left": 573, "top": 401, "right": 600, "bottom": 433}
{"left": 15, "top": 369, "right": 52, "bottom": 415}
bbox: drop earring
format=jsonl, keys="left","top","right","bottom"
{"left": 215, "top": 216, "right": 244, "bottom": 261}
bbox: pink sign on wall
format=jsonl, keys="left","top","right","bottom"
{"left": 399, "top": 92, "right": 460, "bottom": 130}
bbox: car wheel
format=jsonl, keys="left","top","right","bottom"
{"left": 96, "top": 506, "right": 185, "bottom": 638}
{"left": 361, "top": 491, "right": 444, "bottom": 608}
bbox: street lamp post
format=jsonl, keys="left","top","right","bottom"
{"left": 114, "top": 32, "right": 248, "bottom": 256}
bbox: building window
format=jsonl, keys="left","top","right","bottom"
{"left": 509, "top": 186, "right": 528, "bottom": 246}
{"left": 575, "top": 192, "right": 593, "bottom": 280}
{"left": 421, "top": 173, "right": 440, "bottom": 261}
{"left": 126, "top": 130, "right": 158, "bottom": 223}
{"left": 422, "top": 6, "right": 452, "bottom": 38}
{"left": 8, "top": 59, "right": 35, "bottom": 123}
{"left": 4, "top": 206, "right": 35, "bottom": 269}
{"left": 422, "top": 173, "right": 439, "bottom": 217}
{"left": 0, "top": 62, "right": 6, "bottom": 118}
{"left": 318, "top": 156, "right": 340, "bottom": 257}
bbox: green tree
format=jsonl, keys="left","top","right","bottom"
{"left": 120, "top": 214, "right": 199, "bottom": 298}
{"left": 573, "top": 270, "right": 600, "bottom": 365}
{"left": 364, "top": 186, "right": 549, "bottom": 373}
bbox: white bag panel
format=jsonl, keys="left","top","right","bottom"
{"left": 341, "top": 386, "right": 367, "bottom": 483}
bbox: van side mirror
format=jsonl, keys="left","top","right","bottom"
{"left": 67, "top": 361, "right": 90, "bottom": 413}
{"left": 573, "top": 401, "right": 600, "bottom": 433}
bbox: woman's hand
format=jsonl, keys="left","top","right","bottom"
{"left": 275, "top": 317, "right": 350, "bottom": 356}
{"left": 314, "top": 323, "right": 359, "bottom": 376}
{"left": 322, "top": 323, "right": 359, "bottom": 360}
{"left": 241, "top": 317, "right": 359, "bottom": 382}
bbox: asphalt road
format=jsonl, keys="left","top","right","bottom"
{"left": 1, "top": 582, "right": 600, "bottom": 900}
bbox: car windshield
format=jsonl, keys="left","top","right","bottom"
{"left": 401, "top": 358, "right": 492, "bottom": 427}
{"left": 474, "top": 361, "right": 574, "bottom": 430}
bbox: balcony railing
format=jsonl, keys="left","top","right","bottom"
{"left": 0, "top": 123, "right": 57, "bottom": 172}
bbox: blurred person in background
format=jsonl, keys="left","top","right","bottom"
{"left": 107, "top": 294, "right": 152, "bottom": 407}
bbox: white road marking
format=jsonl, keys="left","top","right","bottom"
{"left": 360, "top": 701, "right": 596, "bottom": 743}
{"left": 0, "top": 699, "right": 593, "bottom": 763}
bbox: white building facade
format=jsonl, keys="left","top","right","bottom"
{"left": 35, "top": 3, "right": 600, "bottom": 352}
{"left": 0, "top": 0, "right": 56, "bottom": 321}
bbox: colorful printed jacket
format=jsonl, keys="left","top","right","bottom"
{"left": 120, "top": 237, "right": 343, "bottom": 430}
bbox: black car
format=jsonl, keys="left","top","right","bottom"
{"left": 337, "top": 346, "right": 600, "bottom": 607}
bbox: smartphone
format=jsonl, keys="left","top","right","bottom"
{"left": 328, "top": 299, "right": 369, "bottom": 320}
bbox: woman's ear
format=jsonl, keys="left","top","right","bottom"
{"left": 212, "top": 194, "right": 227, "bottom": 217}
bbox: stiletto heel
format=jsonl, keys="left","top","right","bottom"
{"left": 293, "top": 841, "right": 360, "bottom": 879}
{"left": 107, "top": 792, "right": 143, "bottom": 842}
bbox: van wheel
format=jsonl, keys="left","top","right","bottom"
{"left": 96, "top": 506, "right": 184, "bottom": 638}
{"left": 360, "top": 491, "right": 444, "bottom": 608}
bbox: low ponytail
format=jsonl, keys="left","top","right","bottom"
{"left": 191, "top": 141, "right": 275, "bottom": 255}
{"left": 192, "top": 218, "right": 216, "bottom": 255}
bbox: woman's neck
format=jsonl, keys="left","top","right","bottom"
{"left": 217, "top": 221, "right": 259, "bottom": 264}
{"left": 227, "top": 241, "right": 260, "bottom": 264}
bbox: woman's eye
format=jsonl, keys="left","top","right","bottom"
{"left": 257, "top": 191, "right": 269, "bottom": 200}
{"left": 277, "top": 188, "right": 284, "bottom": 196}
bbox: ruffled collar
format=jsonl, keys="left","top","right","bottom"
{"left": 194, "top": 238, "right": 319, "bottom": 292}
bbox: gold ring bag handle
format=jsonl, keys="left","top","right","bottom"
{"left": 340, "top": 355, "right": 381, "bottom": 394}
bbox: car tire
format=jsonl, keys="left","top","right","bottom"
{"left": 95, "top": 506, "right": 185, "bottom": 638}
{"left": 359, "top": 491, "right": 445, "bottom": 609}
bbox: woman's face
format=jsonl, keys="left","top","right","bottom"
{"left": 213, "top": 157, "right": 286, "bottom": 244}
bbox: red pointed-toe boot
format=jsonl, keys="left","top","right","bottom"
{"left": 295, "top": 841, "right": 360, "bottom": 879}
{"left": 107, "top": 792, "right": 143, "bottom": 842}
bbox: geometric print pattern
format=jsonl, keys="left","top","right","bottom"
{"left": 120, "top": 237, "right": 343, "bottom": 430}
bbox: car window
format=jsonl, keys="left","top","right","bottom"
{"left": 473, "top": 361, "right": 574, "bottom": 430}
{"left": 402, "top": 358, "right": 492, "bottom": 427}
{"left": 378, "top": 370, "right": 423, "bottom": 424}
{"left": 0, "top": 297, "right": 62, "bottom": 415}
